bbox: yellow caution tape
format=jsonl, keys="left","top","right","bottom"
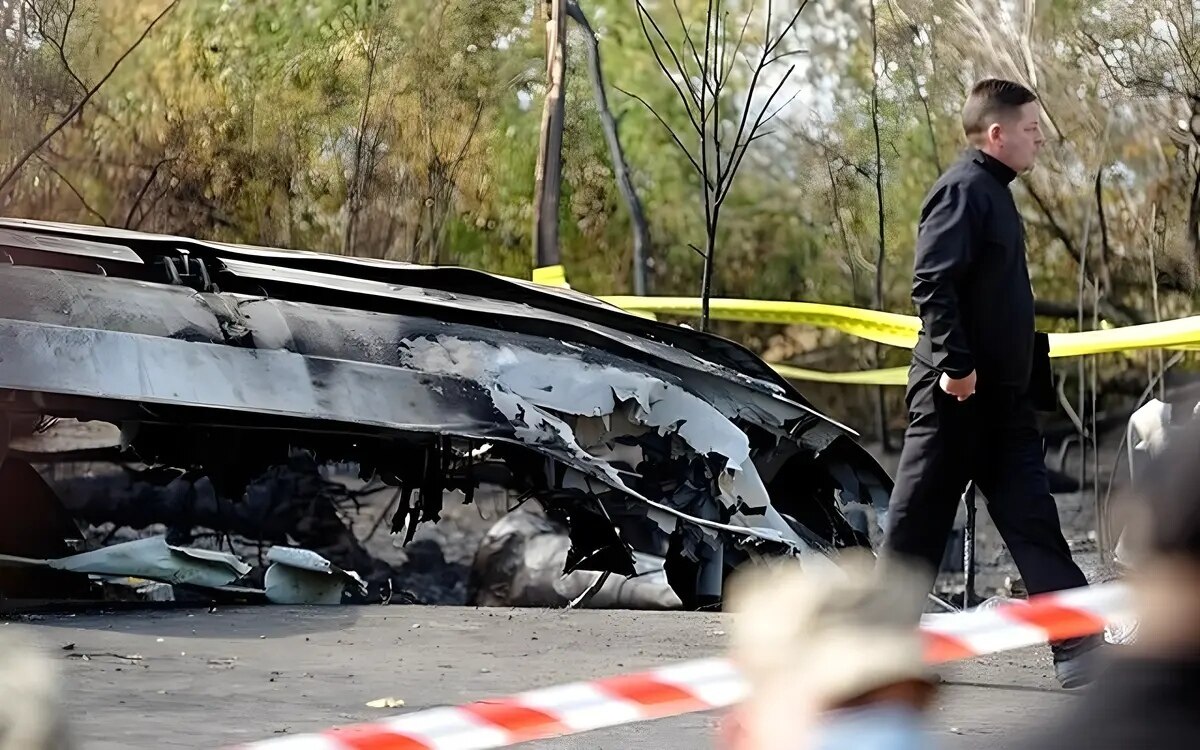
{"left": 771, "top": 364, "right": 909, "bottom": 386}
{"left": 521, "top": 284, "right": 1199, "bottom": 385}
{"left": 1047, "top": 316, "right": 1200, "bottom": 357}
{"left": 602, "top": 296, "right": 1200, "bottom": 356}
{"left": 602, "top": 296, "right": 920, "bottom": 348}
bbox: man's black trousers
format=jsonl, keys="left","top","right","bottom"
{"left": 885, "top": 361, "right": 1088, "bottom": 597}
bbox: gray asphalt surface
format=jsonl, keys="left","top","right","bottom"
{"left": 4, "top": 604, "right": 1080, "bottom": 749}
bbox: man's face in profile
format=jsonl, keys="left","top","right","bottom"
{"left": 990, "top": 102, "right": 1045, "bottom": 173}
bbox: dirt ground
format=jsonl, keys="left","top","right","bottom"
{"left": 6, "top": 604, "right": 1078, "bottom": 750}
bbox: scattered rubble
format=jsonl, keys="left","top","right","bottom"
{"left": 469, "top": 509, "right": 682, "bottom": 610}
{"left": 0, "top": 533, "right": 371, "bottom": 607}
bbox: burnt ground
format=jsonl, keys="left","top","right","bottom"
{"left": 9, "top": 604, "right": 1074, "bottom": 750}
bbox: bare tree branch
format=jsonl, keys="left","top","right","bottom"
{"left": 766, "top": 48, "right": 808, "bottom": 65}
{"left": 447, "top": 101, "right": 485, "bottom": 186}
{"left": 671, "top": 0, "right": 706, "bottom": 92}
{"left": 718, "top": 65, "right": 796, "bottom": 203}
{"left": 636, "top": 1, "right": 703, "bottom": 118}
{"left": 765, "top": 0, "right": 808, "bottom": 54}
{"left": 132, "top": 185, "right": 171, "bottom": 230}
{"left": 33, "top": 154, "right": 107, "bottom": 225}
{"left": 785, "top": 124, "right": 873, "bottom": 179}
{"left": 757, "top": 86, "right": 802, "bottom": 129}
{"left": 722, "top": 44, "right": 776, "bottom": 197}
{"left": 698, "top": 0, "right": 715, "bottom": 259}
{"left": 125, "top": 156, "right": 175, "bottom": 229}
{"left": 826, "top": 156, "right": 859, "bottom": 304}
{"left": 720, "top": 5, "right": 754, "bottom": 88}
{"left": 632, "top": 0, "right": 808, "bottom": 329}
{"left": 1023, "top": 179, "right": 1084, "bottom": 264}
{"left": 0, "top": 0, "right": 180, "bottom": 198}
{"left": 24, "top": 0, "right": 87, "bottom": 94}
{"left": 615, "top": 85, "right": 711, "bottom": 185}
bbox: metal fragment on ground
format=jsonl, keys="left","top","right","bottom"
{"left": 263, "top": 547, "right": 368, "bottom": 605}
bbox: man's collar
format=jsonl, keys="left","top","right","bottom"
{"left": 968, "top": 148, "right": 1017, "bottom": 185}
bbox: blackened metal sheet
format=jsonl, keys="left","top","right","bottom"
{"left": 0, "top": 266, "right": 826, "bottom": 442}
{"left": 216, "top": 258, "right": 851, "bottom": 434}
{"left": 0, "top": 266, "right": 225, "bottom": 343}
{"left": 0, "top": 227, "right": 142, "bottom": 264}
{"left": 0, "top": 219, "right": 797, "bottom": 397}
{"left": 0, "top": 318, "right": 512, "bottom": 441}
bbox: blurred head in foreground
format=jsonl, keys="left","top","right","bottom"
{"left": 723, "top": 554, "right": 936, "bottom": 750}
{"left": 1117, "top": 415, "right": 1200, "bottom": 656}
{"left": 0, "top": 627, "right": 71, "bottom": 750}
{"left": 1009, "top": 416, "right": 1200, "bottom": 750}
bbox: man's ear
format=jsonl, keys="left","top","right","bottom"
{"left": 987, "top": 122, "right": 1003, "bottom": 145}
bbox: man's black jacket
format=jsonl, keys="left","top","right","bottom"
{"left": 911, "top": 148, "right": 1035, "bottom": 390}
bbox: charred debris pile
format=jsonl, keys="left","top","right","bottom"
{"left": 0, "top": 219, "right": 891, "bottom": 609}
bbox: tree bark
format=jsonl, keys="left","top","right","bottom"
{"left": 532, "top": 0, "right": 568, "bottom": 271}
{"left": 566, "top": 0, "right": 653, "bottom": 295}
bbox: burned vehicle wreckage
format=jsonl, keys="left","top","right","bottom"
{"left": 0, "top": 218, "right": 892, "bottom": 608}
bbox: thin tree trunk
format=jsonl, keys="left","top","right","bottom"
{"left": 698, "top": 0, "right": 716, "bottom": 332}
{"left": 1150, "top": 202, "right": 1165, "bottom": 400}
{"left": 826, "top": 158, "right": 858, "bottom": 304}
{"left": 869, "top": 0, "right": 890, "bottom": 450}
{"left": 700, "top": 213, "right": 717, "bottom": 331}
{"left": 344, "top": 43, "right": 378, "bottom": 256}
{"left": 533, "top": 0, "right": 567, "bottom": 270}
{"left": 566, "top": 0, "right": 653, "bottom": 295}
{"left": 124, "top": 156, "right": 174, "bottom": 229}
{"left": 1094, "top": 168, "right": 1113, "bottom": 295}
{"left": 1190, "top": 148, "right": 1200, "bottom": 287}
{"left": 1075, "top": 174, "right": 1098, "bottom": 495}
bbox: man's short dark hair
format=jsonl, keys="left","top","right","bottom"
{"left": 962, "top": 79, "right": 1038, "bottom": 144}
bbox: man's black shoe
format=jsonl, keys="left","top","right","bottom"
{"left": 1053, "top": 635, "right": 1107, "bottom": 689}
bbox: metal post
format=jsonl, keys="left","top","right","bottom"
{"left": 962, "top": 480, "right": 977, "bottom": 610}
{"left": 532, "top": 0, "right": 567, "bottom": 270}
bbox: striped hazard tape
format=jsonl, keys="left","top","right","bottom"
{"left": 234, "top": 581, "right": 1131, "bottom": 750}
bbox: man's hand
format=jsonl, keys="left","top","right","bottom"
{"left": 939, "top": 370, "right": 977, "bottom": 401}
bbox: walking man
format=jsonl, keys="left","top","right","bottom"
{"left": 883, "top": 78, "right": 1103, "bottom": 688}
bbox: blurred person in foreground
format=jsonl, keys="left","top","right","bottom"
{"left": 0, "top": 627, "right": 72, "bottom": 750}
{"left": 884, "top": 77, "right": 1102, "bottom": 687}
{"left": 722, "top": 555, "right": 938, "bottom": 750}
{"left": 1016, "top": 418, "right": 1200, "bottom": 749}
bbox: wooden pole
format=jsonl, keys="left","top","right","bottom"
{"left": 532, "top": 0, "right": 567, "bottom": 271}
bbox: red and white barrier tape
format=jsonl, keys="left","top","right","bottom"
{"left": 234, "top": 581, "right": 1131, "bottom": 750}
